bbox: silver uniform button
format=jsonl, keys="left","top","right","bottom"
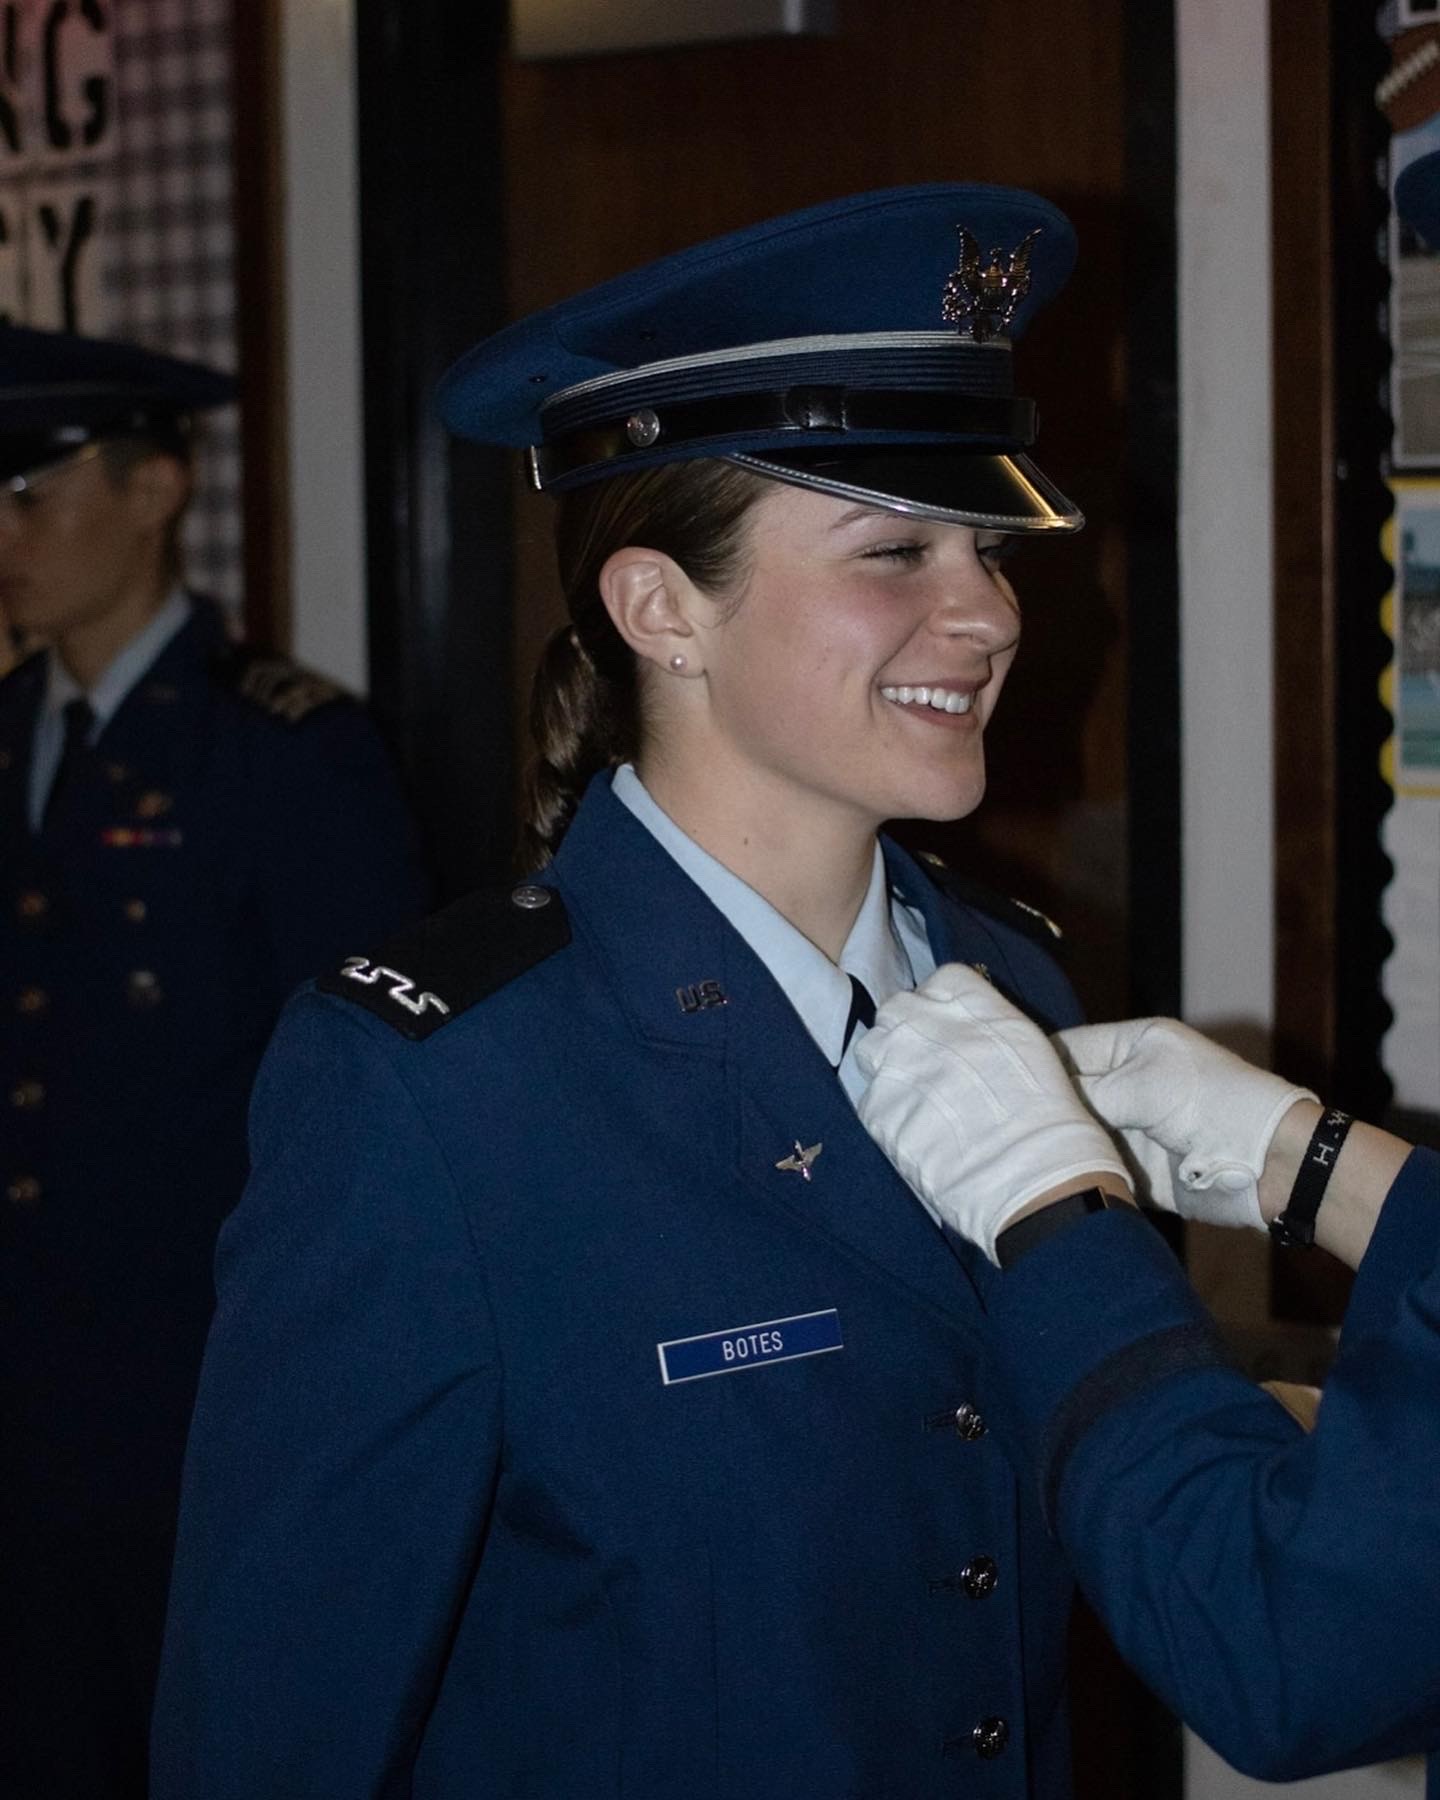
{"left": 953, "top": 1402, "right": 987, "bottom": 1440}
{"left": 126, "top": 969, "right": 164, "bottom": 1007}
{"left": 511, "top": 884, "right": 552, "bottom": 911}
{"left": 972, "top": 1717, "right": 1009, "bottom": 1759}
{"left": 625, "top": 408, "right": 661, "bottom": 448}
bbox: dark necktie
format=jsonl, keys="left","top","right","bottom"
{"left": 42, "top": 695, "right": 95, "bottom": 830}
{"left": 839, "top": 974, "right": 877, "bottom": 1062}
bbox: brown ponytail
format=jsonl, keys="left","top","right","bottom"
{"left": 517, "top": 457, "right": 770, "bottom": 869}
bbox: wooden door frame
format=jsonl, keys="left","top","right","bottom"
{"left": 354, "top": 0, "right": 516, "bottom": 897}
{"left": 231, "top": 0, "right": 289, "bottom": 649}
{"left": 1270, "top": 1, "right": 1394, "bottom": 1322}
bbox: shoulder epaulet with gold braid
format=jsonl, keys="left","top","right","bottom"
{"left": 217, "top": 646, "right": 346, "bottom": 724}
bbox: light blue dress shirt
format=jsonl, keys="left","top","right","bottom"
{"left": 27, "top": 588, "right": 192, "bottom": 832}
{"left": 611, "top": 762, "right": 934, "bottom": 1104}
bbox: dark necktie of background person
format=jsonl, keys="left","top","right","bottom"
{"left": 42, "top": 695, "right": 95, "bottom": 831}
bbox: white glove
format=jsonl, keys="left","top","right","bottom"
{"left": 856, "top": 963, "right": 1130, "bottom": 1264}
{"left": 1055, "top": 1018, "right": 1317, "bottom": 1229}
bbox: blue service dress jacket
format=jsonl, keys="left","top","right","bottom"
{"left": 970, "top": 1143, "right": 1440, "bottom": 1792}
{"left": 154, "top": 771, "right": 1088, "bottom": 1800}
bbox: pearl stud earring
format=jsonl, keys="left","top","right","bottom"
{"left": 669, "top": 654, "right": 687, "bottom": 672}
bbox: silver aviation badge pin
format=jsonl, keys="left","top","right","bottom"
{"left": 775, "top": 1141, "right": 823, "bottom": 1181}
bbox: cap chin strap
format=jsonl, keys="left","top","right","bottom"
{"left": 527, "top": 390, "right": 1035, "bottom": 490}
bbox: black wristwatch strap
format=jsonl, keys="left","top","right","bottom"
{"left": 1269, "top": 1108, "right": 1354, "bottom": 1249}
{"left": 995, "top": 1188, "right": 1120, "bottom": 1270}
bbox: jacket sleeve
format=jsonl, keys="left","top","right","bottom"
{"left": 150, "top": 991, "right": 502, "bottom": 1800}
{"left": 249, "top": 701, "right": 432, "bottom": 995}
{"left": 972, "top": 1148, "right": 1440, "bottom": 1782}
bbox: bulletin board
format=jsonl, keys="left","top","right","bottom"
{"left": 1379, "top": 485, "right": 1440, "bottom": 1114}
{"left": 1379, "top": 5, "right": 1440, "bottom": 1121}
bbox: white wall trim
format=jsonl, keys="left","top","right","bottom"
{"left": 280, "top": 0, "right": 367, "bottom": 692}
{"left": 1177, "top": 0, "right": 1274, "bottom": 1042}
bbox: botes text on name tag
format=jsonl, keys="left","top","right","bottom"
{"left": 657, "top": 1308, "right": 843, "bottom": 1385}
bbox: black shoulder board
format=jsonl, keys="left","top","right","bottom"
{"left": 218, "top": 646, "right": 346, "bottom": 723}
{"left": 315, "top": 883, "right": 571, "bottom": 1040}
{"left": 915, "top": 849, "right": 1064, "bottom": 948}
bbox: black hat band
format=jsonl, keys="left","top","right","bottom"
{"left": 531, "top": 390, "right": 1036, "bottom": 489}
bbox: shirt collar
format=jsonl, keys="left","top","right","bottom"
{"left": 42, "top": 587, "right": 192, "bottom": 732}
{"left": 610, "top": 762, "right": 916, "bottom": 1069}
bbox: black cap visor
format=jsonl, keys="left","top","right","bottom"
{"left": 0, "top": 428, "right": 100, "bottom": 486}
{"left": 728, "top": 445, "right": 1083, "bottom": 533}
{"left": 0, "top": 408, "right": 196, "bottom": 486}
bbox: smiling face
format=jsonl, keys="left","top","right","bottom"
{"left": 666, "top": 477, "right": 1023, "bottom": 843}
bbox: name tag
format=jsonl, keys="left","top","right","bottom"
{"left": 657, "top": 1308, "right": 843, "bottom": 1386}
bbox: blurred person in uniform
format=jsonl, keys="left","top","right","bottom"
{"left": 153, "top": 185, "right": 1124, "bottom": 1798}
{"left": 857, "top": 963, "right": 1440, "bottom": 1791}
{"left": 0, "top": 324, "right": 430, "bottom": 1800}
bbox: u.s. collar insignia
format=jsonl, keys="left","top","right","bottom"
{"left": 941, "top": 226, "right": 1041, "bottom": 343}
{"left": 775, "top": 1141, "right": 823, "bottom": 1181}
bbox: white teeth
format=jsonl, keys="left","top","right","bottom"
{"left": 880, "top": 684, "right": 975, "bottom": 715}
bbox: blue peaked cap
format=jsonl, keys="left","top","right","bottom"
{"left": 1396, "top": 150, "right": 1440, "bottom": 250}
{"left": 438, "top": 184, "right": 1083, "bottom": 532}
{"left": 0, "top": 323, "right": 235, "bottom": 482}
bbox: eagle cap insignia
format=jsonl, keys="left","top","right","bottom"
{"left": 941, "top": 225, "right": 1042, "bottom": 343}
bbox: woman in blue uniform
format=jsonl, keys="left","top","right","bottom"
{"left": 152, "top": 185, "right": 1125, "bottom": 1798}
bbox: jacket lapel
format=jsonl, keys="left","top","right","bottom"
{"left": 97, "top": 597, "right": 220, "bottom": 752}
{"left": 551, "top": 778, "right": 986, "bottom": 1342}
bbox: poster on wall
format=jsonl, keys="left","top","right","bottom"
{"left": 1385, "top": 483, "right": 1440, "bottom": 795}
{"left": 0, "top": 0, "right": 116, "bottom": 332}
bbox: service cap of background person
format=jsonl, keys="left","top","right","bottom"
{"left": 438, "top": 183, "right": 1083, "bottom": 533}
{"left": 0, "top": 323, "right": 236, "bottom": 486}
{"left": 1396, "top": 148, "right": 1440, "bottom": 249}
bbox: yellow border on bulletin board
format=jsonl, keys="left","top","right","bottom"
{"left": 1382, "top": 478, "right": 1440, "bottom": 797}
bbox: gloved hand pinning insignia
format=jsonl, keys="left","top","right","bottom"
{"left": 856, "top": 964, "right": 1130, "bottom": 1264}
